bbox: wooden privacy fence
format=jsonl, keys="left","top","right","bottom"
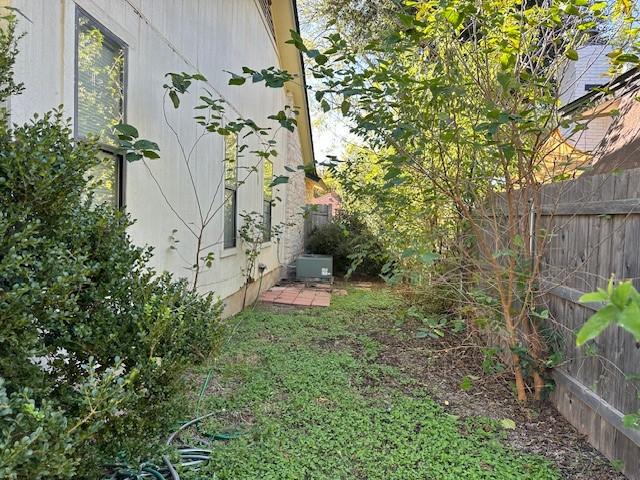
{"left": 483, "top": 167, "right": 640, "bottom": 478}
{"left": 304, "top": 204, "right": 331, "bottom": 246}
{"left": 536, "top": 168, "right": 640, "bottom": 479}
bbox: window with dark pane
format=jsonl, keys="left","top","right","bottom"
{"left": 76, "top": 9, "right": 126, "bottom": 207}
{"left": 224, "top": 134, "right": 238, "bottom": 249}
{"left": 263, "top": 159, "right": 273, "bottom": 242}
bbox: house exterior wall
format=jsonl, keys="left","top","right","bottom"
{"left": 282, "top": 91, "right": 306, "bottom": 266}
{"left": 4, "top": 0, "right": 306, "bottom": 310}
{"left": 560, "top": 44, "right": 614, "bottom": 152}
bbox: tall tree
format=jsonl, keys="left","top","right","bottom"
{"left": 283, "top": 0, "right": 640, "bottom": 401}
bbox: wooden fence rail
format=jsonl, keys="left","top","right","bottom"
{"left": 303, "top": 204, "right": 331, "bottom": 246}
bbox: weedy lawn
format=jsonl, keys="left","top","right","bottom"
{"left": 181, "top": 287, "right": 561, "bottom": 479}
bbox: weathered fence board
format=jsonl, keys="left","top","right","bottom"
{"left": 485, "top": 168, "right": 640, "bottom": 479}
{"left": 538, "top": 169, "right": 640, "bottom": 479}
{"left": 303, "top": 204, "right": 331, "bottom": 246}
{"left": 539, "top": 198, "right": 640, "bottom": 215}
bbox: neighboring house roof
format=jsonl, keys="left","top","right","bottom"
{"left": 538, "top": 130, "right": 590, "bottom": 182}
{"left": 589, "top": 92, "right": 640, "bottom": 174}
{"left": 561, "top": 67, "right": 640, "bottom": 117}
{"left": 272, "top": 0, "right": 318, "bottom": 178}
{"left": 561, "top": 67, "right": 640, "bottom": 174}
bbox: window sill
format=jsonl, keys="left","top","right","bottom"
{"left": 220, "top": 247, "right": 238, "bottom": 258}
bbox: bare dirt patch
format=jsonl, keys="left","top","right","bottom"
{"left": 365, "top": 322, "right": 625, "bottom": 480}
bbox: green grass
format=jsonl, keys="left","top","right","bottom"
{"left": 182, "top": 288, "right": 560, "bottom": 479}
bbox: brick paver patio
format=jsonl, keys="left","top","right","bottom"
{"left": 259, "top": 285, "right": 332, "bottom": 307}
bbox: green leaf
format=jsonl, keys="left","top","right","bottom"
{"left": 341, "top": 100, "right": 350, "bottom": 116}
{"left": 618, "top": 301, "right": 640, "bottom": 341}
{"left": 611, "top": 281, "right": 634, "bottom": 309}
{"left": 614, "top": 53, "right": 640, "bottom": 64}
{"left": 321, "top": 99, "right": 330, "bottom": 112}
{"left": 563, "top": 3, "right": 580, "bottom": 15}
{"left": 623, "top": 413, "right": 640, "bottom": 428}
{"left": 579, "top": 290, "right": 608, "bottom": 303}
{"left": 565, "top": 48, "right": 579, "bottom": 61}
{"left": 125, "top": 152, "right": 143, "bottom": 162}
{"left": 133, "top": 139, "right": 160, "bottom": 151}
{"left": 315, "top": 54, "right": 329, "bottom": 65}
{"left": 229, "top": 75, "right": 246, "bottom": 86}
{"left": 269, "top": 175, "right": 289, "bottom": 187}
{"left": 497, "top": 71, "right": 513, "bottom": 91}
{"left": 590, "top": 1, "right": 607, "bottom": 11}
{"left": 530, "top": 309, "right": 550, "bottom": 320}
{"left": 460, "top": 376, "right": 473, "bottom": 391}
{"left": 443, "top": 8, "right": 462, "bottom": 27}
{"left": 500, "top": 144, "right": 516, "bottom": 160}
{"left": 142, "top": 150, "right": 160, "bottom": 159}
{"left": 169, "top": 90, "right": 180, "bottom": 109}
{"left": 611, "top": 282, "right": 635, "bottom": 309}
{"left": 114, "top": 123, "right": 139, "bottom": 138}
{"left": 286, "top": 29, "right": 308, "bottom": 52}
{"left": 499, "top": 52, "right": 514, "bottom": 69}
{"left": 500, "top": 419, "right": 516, "bottom": 430}
{"left": 419, "top": 252, "right": 439, "bottom": 265}
{"left": 576, "top": 304, "right": 619, "bottom": 346}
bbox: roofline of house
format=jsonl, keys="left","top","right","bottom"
{"left": 561, "top": 66, "right": 640, "bottom": 116}
{"left": 272, "top": 0, "right": 319, "bottom": 179}
{"left": 292, "top": 0, "right": 319, "bottom": 179}
{"left": 305, "top": 170, "right": 322, "bottom": 182}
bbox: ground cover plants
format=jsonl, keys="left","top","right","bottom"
{"left": 178, "top": 287, "right": 621, "bottom": 479}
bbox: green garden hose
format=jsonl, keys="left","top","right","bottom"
{"left": 107, "top": 280, "right": 259, "bottom": 480}
{"left": 107, "top": 414, "right": 219, "bottom": 480}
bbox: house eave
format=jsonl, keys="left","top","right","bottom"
{"left": 271, "top": 0, "right": 318, "bottom": 178}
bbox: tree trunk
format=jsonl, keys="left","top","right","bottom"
{"left": 503, "top": 307, "right": 528, "bottom": 402}
{"left": 524, "top": 315, "right": 546, "bottom": 401}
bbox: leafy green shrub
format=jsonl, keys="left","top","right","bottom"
{"left": 306, "top": 212, "right": 387, "bottom": 277}
{"left": 402, "top": 279, "right": 459, "bottom": 316}
{"left": 0, "top": 18, "right": 223, "bottom": 478}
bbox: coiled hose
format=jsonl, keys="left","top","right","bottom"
{"left": 107, "top": 412, "right": 218, "bottom": 479}
{"left": 107, "top": 270, "right": 266, "bottom": 479}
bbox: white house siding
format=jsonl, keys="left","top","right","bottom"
{"left": 5, "top": 0, "right": 306, "bottom": 304}
{"left": 560, "top": 44, "right": 614, "bottom": 152}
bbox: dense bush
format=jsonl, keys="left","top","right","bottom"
{"left": 401, "top": 280, "right": 458, "bottom": 316}
{"left": 0, "top": 19, "right": 223, "bottom": 479}
{"left": 306, "top": 212, "right": 387, "bottom": 277}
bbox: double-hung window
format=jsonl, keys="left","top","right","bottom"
{"left": 75, "top": 8, "right": 127, "bottom": 208}
{"left": 263, "top": 160, "right": 273, "bottom": 242}
{"left": 224, "top": 134, "right": 238, "bottom": 249}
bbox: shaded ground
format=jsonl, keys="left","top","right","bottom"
{"left": 180, "top": 286, "right": 623, "bottom": 479}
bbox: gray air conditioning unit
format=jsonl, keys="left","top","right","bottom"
{"left": 296, "top": 254, "right": 333, "bottom": 282}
